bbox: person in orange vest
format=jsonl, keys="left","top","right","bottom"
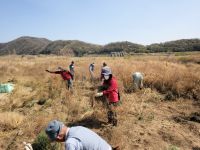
{"left": 95, "top": 67, "right": 120, "bottom": 126}
{"left": 46, "top": 67, "right": 73, "bottom": 90}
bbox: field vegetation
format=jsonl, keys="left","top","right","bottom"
{"left": 0, "top": 53, "right": 200, "bottom": 150}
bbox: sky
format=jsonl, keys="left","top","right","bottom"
{"left": 0, "top": 0, "right": 200, "bottom": 45}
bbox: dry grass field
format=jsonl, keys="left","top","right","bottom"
{"left": 0, "top": 53, "right": 200, "bottom": 150}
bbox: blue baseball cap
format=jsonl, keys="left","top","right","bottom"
{"left": 45, "top": 120, "right": 63, "bottom": 141}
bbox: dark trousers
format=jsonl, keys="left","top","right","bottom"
{"left": 107, "top": 102, "right": 119, "bottom": 126}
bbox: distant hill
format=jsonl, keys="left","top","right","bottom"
{"left": 0, "top": 43, "right": 5, "bottom": 49}
{"left": 0, "top": 36, "right": 51, "bottom": 55}
{"left": 100, "top": 41, "right": 147, "bottom": 54}
{"left": 147, "top": 39, "right": 200, "bottom": 52}
{"left": 0, "top": 37, "right": 200, "bottom": 56}
{"left": 40, "top": 40, "right": 102, "bottom": 56}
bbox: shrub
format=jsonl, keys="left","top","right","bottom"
{"left": 32, "top": 131, "right": 60, "bottom": 150}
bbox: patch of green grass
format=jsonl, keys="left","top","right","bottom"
{"left": 168, "top": 145, "right": 180, "bottom": 150}
{"left": 32, "top": 131, "right": 60, "bottom": 150}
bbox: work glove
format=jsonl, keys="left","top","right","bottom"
{"left": 95, "top": 92, "right": 103, "bottom": 97}
{"left": 23, "top": 142, "right": 33, "bottom": 150}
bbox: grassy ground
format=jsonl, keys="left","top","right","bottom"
{"left": 0, "top": 53, "right": 200, "bottom": 150}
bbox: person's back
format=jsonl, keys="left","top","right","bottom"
{"left": 65, "top": 126, "right": 112, "bottom": 150}
{"left": 89, "top": 63, "right": 95, "bottom": 81}
{"left": 89, "top": 63, "right": 95, "bottom": 72}
{"left": 59, "top": 70, "right": 72, "bottom": 80}
{"left": 132, "top": 72, "right": 143, "bottom": 89}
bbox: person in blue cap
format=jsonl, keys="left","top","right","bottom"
{"left": 95, "top": 66, "right": 120, "bottom": 126}
{"left": 45, "top": 120, "right": 119, "bottom": 150}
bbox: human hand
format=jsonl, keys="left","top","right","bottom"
{"left": 23, "top": 142, "right": 33, "bottom": 150}
{"left": 95, "top": 92, "right": 103, "bottom": 97}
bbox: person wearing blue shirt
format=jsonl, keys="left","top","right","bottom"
{"left": 45, "top": 120, "right": 119, "bottom": 150}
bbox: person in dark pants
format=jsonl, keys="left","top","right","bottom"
{"left": 46, "top": 67, "right": 73, "bottom": 90}
{"left": 95, "top": 68, "right": 120, "bottom": 126}
{"left": 69, "top": 61, "right": 75, "bottom": 80}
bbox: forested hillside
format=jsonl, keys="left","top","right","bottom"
{"left": 147, "top": 39, "right": 200, "bottom": 52}
{"left": 0, "top": 37, "right": 200, "bottom": 56}
{"left": 40, "top": 40, "right": 102, "bottom": 56}
{"left": 0, "top": 36, "right": 51, "bottom": 55}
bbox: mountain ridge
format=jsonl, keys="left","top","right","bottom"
{"left": 0, "top": 36, "right": 200, "bottom": 56}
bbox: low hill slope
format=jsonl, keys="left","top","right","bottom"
{"left": 0, "top": 36, "right": 51, "bottom": 55}
{"left": 147, "top": 39, "right": 200, "bottom": 52}
{"left": 40, "top": 40, "right": 102, "bottom": 56}
{"left": 0, "top": 37, "right": 200, "bottom": 56}
{"left": 101, "top": 41, "right": 147, "bottom": 54}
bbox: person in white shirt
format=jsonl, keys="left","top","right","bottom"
{"left": 89, "top": 63, "right": 95, "bottom": 81}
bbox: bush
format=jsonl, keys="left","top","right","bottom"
{"left": 32, "top": 131, "right": 60, "bottom": 150}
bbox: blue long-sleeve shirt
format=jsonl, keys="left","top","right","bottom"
{"left": 65, "top": 126, "right": 112, "bottom": 150}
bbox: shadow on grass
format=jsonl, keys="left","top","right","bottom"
{"left": 173, "top": 112, "right": 200, "bottom": 124}
{"left": 67, "top": 116, "right": 107, "bottom": 129}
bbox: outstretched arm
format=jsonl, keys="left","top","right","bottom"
{"left": 45, "top": 70, "right": 62, "bottom": 74}
{"left": 46, "top": 69, "right": 54, "bottom": 73}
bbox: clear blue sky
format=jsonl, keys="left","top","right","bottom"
{"left": 1, "top": 0, "right": 200, "bottom": 45}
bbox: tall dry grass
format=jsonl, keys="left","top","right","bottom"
{"left": 0, "top": 54, "right": 200, "bottom": 149}
{"left": 0, "top": 112, "right": 24, "bottom": 130}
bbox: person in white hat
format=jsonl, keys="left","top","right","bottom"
{"left": 96, "top": 67, "right": 120, "bottom": 126}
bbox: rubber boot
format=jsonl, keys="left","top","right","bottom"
{"left": 107, "top": 111, "right": 114, "bottom": 124}
{"left": 112, "top": 119, "right": 118, "bottom": 126}
{"left": 112, "top": 112, "right": 118, "bottom": 126}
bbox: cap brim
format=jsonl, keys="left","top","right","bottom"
{"left": 102, "top": 73, "right": 110, "bottom": 75}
